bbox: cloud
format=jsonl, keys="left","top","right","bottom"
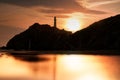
{"left": 0, "top": 0, "right": 84, "bottom": 8}
{"left": 46, "top": 14, "right": 70, "bottom": 18}
{"left": 0, "top": 0, "right": 106, "bottom": 14}
{"left": 87, "top": 0, "right": 120, "bottom": 14}
{"left": 40, "top": 8, "right": 71, "bottom": 14}
{"left": 87, "top": 0, "right": 120, "bottom": 8}
{"left": 37, "top": 6, "right": 106, "bottom": 14}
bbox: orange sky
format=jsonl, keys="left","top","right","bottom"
{"left": 0, "top": 0, "right": 120, "bottom": 46}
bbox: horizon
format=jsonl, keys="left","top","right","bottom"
{"left": 0, "top": 0, "right": 120, "bottom": 46}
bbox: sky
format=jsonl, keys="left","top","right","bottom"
{"left": 0, "top": 0, "right": 120, "bottom": 46}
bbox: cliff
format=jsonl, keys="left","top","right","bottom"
{"left": 70, "top": 14, "right": 120, "bottom": 50}
{"left": 6, "top": 23, "right": 72, "bottom": 50}
{"left": 6, "top": 14, "right": 120, "bottom": 50}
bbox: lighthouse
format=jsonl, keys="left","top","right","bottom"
{"left": 54, "top": 16, "right": 57, "bottom": 28}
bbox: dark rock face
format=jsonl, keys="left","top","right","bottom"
{"left": 70, "top": 14, "right": 120, "bottom": 50}
{"left": 6, "top": 23, "right": 72, "bottom": 50}
{"left": 6, "top": 14, "right": 120, "bottom": 50}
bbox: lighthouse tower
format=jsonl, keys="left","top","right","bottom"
{"left": 54, "top": 16, "right": 57, "bottom": 28}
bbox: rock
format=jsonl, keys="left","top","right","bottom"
{"left": 70, "top": 14, "right": 120, "bottom": 50}
{"left": 6, "top": 23, "right": 72, "bottom": 50}
{"left": 6, "top": 14, "right": 120, "bottom": 50}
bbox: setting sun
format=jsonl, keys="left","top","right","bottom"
{"left": 65, "top": 18, "right": 81, "bottom": 32}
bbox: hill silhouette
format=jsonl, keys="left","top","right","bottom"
{"left": 5, "top": 14, "right": 120, "bottom": 50}
{"left": 70, "top": 14, "right": 120, "bottom": 50}
{"left": 6, "top": 23, "right": 72, "bottom": 50}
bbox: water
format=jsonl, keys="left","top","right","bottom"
{"left": 0, "top": 51, "right": 119, "bottom": 80}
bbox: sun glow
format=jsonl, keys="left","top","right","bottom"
{"left": 61, "top": 55, "right": 81, "bottom": 70}
{"left": 58, "top": 55, "right": 84, "bottom": 72}
{"left": 65, "top": 18, "right": 81, "bottom": 32}
{"left": 58, "top": 55, "right": 109, "bottom": 80}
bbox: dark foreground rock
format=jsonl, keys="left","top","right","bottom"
{"left": 6, "top": 23, "right": 72, "bottom": 50}
{"left": 70, "top": 14, "right": 120, "bottom": 50}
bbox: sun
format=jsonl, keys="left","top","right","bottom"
{"left": 65, "top": 18, "right": 81, "bottom": 32}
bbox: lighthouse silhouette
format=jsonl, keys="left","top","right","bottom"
{"left": 54, "top": 16, "right": 57, "bottom": 28}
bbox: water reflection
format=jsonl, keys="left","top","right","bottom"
{"left": 0, "top": 52, "right": 119, "bottom": 80}
{"left": 8, "top": 53, "right": 50, "bottom": 62}
{"left": 57, "top": 55, "right": 120, "bottom": 80}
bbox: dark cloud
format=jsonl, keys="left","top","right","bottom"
{"left": 39, "top": 8, "right": 73, "bottom": 14}
{"left": 85, "top": 9, "right": 107, "bottom": 14}
{"left": 46, "top": 14, "right": 70, "bottom": 18}
{"left": 39, "top": 7, "right": 107, "bottom": 14}
{"left": 0, "top": 0, "right": 106, "bottom": 15}
{"left": 0, "top": 0, "right": 83, "bottom": 9}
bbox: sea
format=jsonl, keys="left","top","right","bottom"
{"left": 0, "top": 50, "right": 120, "bottom": 80}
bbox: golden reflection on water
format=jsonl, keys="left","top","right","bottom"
{"left": 0, "top": 53, "right": 119, "bottom": 80}
{"left": 56, "top": 54, "right": 119, "bottom": 80}
{"left": 57, "top": 55, "right": 109, "bottom": 80}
